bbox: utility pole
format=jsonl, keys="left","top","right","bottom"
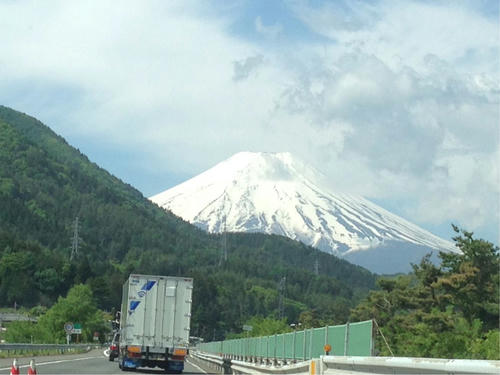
{"left": 314, "top": 258, "right": 319, "bottom": 276}
{"left": 70, "top": 216, "right": 81, "bottom": 261}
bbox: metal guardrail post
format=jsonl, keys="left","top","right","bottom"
{"left": 371, "top": 319, "right": 375, "bottom": 356}
{"left": 293, "top": 330, "right": 296, "bottom": 362}
{"left": 302, "top": 329, "right": 306, "bottom": 360}
{"left": 309, "top": 329, "right": 313, "bottom": 360}
{"left": 282, "top": 334, "right": 285, "bottom": 362}
{"left": 344, "top": 322, "right": 350, "bottom": 356}
{"left": 324, "top": 325, "right": 328, "bottom": 351}
{"left": 258, "top": 336, "right": 262, "bottom": 358}
{"left": 266, "top": 335, "right": 269, "bottom": 361}
{"left": 274, "top": 334, "right": 277, "bottom": 365}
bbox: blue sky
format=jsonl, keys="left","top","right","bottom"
{"left": 0, "top": 0, "right": 498, "bottom": 244}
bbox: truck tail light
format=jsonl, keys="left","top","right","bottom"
{"left": 173, "top": 349, "right": 187, "bottom": 356}
{"left": 127, "top": 346, "right": 142, "bottom": 358}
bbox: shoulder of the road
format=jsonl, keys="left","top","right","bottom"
{"left": 1, "top": 349, "right": 210, "bottom": 374}
{"left": 0, "top": 349, "right": 102, "bottom": 371}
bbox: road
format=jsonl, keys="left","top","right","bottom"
{"left": 0, "top": 349, "right": 206, "bottom": 374}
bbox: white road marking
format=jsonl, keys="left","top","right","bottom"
{"left": 0, "top": 355, "right": 103, "bottom": 371}
{"left": 186, "top": 357, "right": 207, "bottom": 374}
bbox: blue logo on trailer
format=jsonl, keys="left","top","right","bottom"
{"left": 138, "top": 280, "right": 156, "bottom": 298}
{"left": 142, "top": 280, "right": 156, "bottom": 291}
{"left": 128, "top": 281, "right": 156, "bottom": 314}
{"left": 129, "top": 300, "right": 141, "bottom": 315}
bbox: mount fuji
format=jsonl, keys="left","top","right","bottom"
{"left": 150, "top": 152, "right": 457, "bottom": 273}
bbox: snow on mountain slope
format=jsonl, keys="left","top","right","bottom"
{"left": 150, "top": 152, "right": 457, "bottom": 273}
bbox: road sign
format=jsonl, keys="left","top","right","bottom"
{"left": 64, "top": 322, "right": 73, "bottom": 334}
{"left": 72, "top": 323, "right": 82, "bottom": 334}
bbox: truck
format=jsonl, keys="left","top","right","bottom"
{"left": 118, "top": 274, "right": 193, "bottom": 373}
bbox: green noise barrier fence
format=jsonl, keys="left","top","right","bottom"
{"left": 198, "top": 319, "right": 374, "bottom": 360}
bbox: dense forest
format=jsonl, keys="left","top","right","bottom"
{"left": 0, "top": 106, "right": 375, "bottom": 339}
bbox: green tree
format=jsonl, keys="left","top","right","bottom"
{"left": 350, "top": 226, "right": 500, "bottom": 359}
{"left": 469, "top": 330, "right": 500, "bottom": 360}
{"left": 37, "top": 284, "right": 109, "bottom": 343}
{"left": 438, "top": 225, "right": 499, "bottom": 329}
{"left": 0, "top": 249, "right": 38, "bottom": 305}
{"left": 3, "top": 321, "right": 40, "bottom": 343}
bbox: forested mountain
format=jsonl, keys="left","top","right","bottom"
{"left": 0, "top": 106, "right": 376, "bottom": 340}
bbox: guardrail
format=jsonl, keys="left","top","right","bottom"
{"left": 193, "top": 351, "right": 500, "bottom": 375}
{"left": 193, "top": 352, "right": 225, "bottom": 371}
{"left": 0, "top": 313, "right": 37, "bottom": 323}
{"left": 230, "top": 358, "right": 311, "bottom": 374}
{"left": 199, "top": 320, "right": 374, "bottom": 360}
{"left": 0, "top": 343, "right": 94, "bottom": 356}
{"left": 320, "top": 355, "right": 500, "bottom": 374}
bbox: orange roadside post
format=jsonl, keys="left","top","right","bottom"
{"left": 27, "top": 359, "right": 37, "bottom": 375}
{"left": 10, "top": 358, "right": 20, "bottom": 375}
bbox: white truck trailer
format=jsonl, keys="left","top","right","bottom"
{"left": 118, "top": 274, "right": 193, "bottom": 373}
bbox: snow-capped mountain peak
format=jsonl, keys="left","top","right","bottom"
{"left": 150, "top": 152, "right": 457, "bottom": 273}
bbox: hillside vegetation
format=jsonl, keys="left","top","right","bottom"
{"left": 352, "top": 226, "right": 499, "bottom": 359}
{"left": 0, "top": 106, "right": 375, "bottom": 340}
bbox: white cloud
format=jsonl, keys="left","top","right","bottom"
{"left": 0, "top": 0, "right": 498, "bottom": 241}
{"left": 291, "top": 0, "right": 499, "bottom": 74}
{"left": 273, "top": 1, "right": 499, "bottom": 234}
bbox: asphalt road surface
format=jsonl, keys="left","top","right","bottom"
{"left": 0, "top": 349, "right": 207, "bottom": 374}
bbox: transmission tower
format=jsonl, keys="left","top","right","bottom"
{"left": 278, "top": 276, "right": 286, "bottom": 319}
{"left": 223, "top": 215, "right": 227, "bottom": 262}
{"left": 219, "top": 215, "right": 227, "bottom": 266}
{"left": 70, "top": 216, "right": 81, "bottom": 261}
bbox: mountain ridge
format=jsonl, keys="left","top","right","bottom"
{"left": 0, "top": 106, "right": 376, "bottom": 339}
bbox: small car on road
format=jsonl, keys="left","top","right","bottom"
{"left": 109, "top": 332, "right": 120, "bottom": 361}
